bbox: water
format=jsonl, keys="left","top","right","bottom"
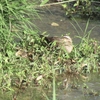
{"left": 32, "top": 5, "right": 100, "bottom": 44}
{"left": 58, "top": 73, "right": 100, "bottom": 100}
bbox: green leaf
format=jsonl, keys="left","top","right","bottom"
{"left": 62, "top": 4, "right": 67, "bottom": 9}
{"left": 40, "top": 0, "right": 49, "bottom": 6}
{"left": 74, "top": 0, "right": 79, "bottom": 7}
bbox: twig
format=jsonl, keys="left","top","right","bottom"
{"left": 39, "top": 0, "right": 76, "bottom": 7}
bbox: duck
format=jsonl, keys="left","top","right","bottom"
{"left": 40, "top": 35, "right": 73, "bottom": 53}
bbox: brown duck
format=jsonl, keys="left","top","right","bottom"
{"left": 40, "top": 35, "right": 73, "bottom": 53}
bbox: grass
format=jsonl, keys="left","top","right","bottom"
{"left": 0, "top": 0, "right": 100, "bottom": 100}
{"left": 6, "top": 27, "right": 99, "bottom": 100}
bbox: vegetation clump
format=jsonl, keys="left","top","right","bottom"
{"left": 43, "top": 0, "right": 100, "bottom": 19}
